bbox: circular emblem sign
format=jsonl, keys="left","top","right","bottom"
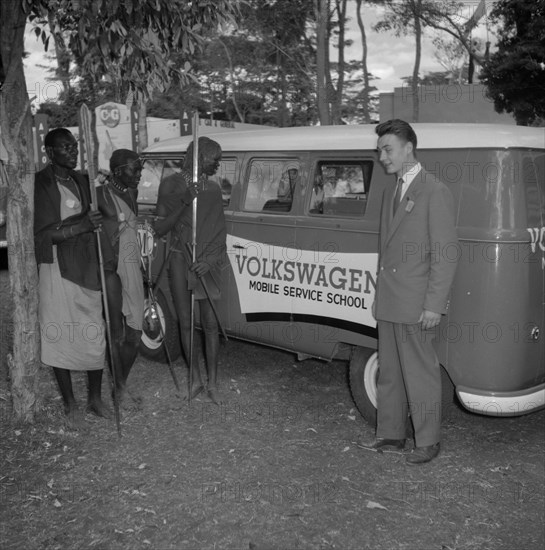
{"left": 99, "top": 103, "right": 121, "bottom": 128}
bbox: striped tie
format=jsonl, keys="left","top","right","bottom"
{"left": 393, "top": 177, "right": 403, "bottom": 214}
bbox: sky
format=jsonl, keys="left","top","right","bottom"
{"left": 22, "top": 1, "right": 494, "bottom": 107}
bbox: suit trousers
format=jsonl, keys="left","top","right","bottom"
{"left": 376, "top": 320, "right": 441, "bottom": 447}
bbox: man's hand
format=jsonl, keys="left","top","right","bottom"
{"left": 86, "top": 210, "right": 103, "bottom": 231}
{"left": 418, "top": 309, "right": 441, "bottom": 330}
{"left": 190, "top": 260, "right": 211, "bottom": 278}
{"left": 182, "top": 184, "right": 198, "bottom": 205}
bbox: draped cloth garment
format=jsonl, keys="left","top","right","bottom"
{"left": 37, "top": 181, "right": 106, "bottom": 371}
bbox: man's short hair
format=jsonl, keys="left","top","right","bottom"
{"left": 110, "top": 149, "right": 140, "bottom": 172}
{"left": 44, "top": 128, "right": 74, "bottom": 148}
{"left": 375, "top": 119, "right": 417, "bottom": 151}
{"left": 186, "top": 137, "right": 222, "bottom": 161}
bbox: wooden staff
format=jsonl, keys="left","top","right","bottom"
{"left": 79, "top": 103, "right": 121, "bottom": 437}
{"left": 188, "top": 112, "right": 199, "bottom": 406}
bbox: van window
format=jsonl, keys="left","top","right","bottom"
{"left": 139, "top": 157, "right": 235, "bottom": 210}
{"left": 244, "top": 158, "right": 300, "bottom": 213}
{"left": 310, "top": 161, "right": 372, "bottom": 217}
{"left": 139, "top": 159, "right": 165, "bottom": 206}
{"left": 210, "top": 158, "right": 236, "bottom": 208}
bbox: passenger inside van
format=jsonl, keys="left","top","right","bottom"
{"left": 263, "top": 168, "right": 298, "bottom": 212}
{"left": 310, "top": 163, "right": 368, "bottom": 216}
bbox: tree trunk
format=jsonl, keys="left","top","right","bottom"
{"left": 218, "top": 39, "right": 245, "bottom": 123}
{"left": 315, "top": 0, "right": 330, "bottom": 125}
{"left": 138, "top": 99, "right": 148, "bottom": 152}
{"left": 0, "top": 0, "right": 41, "bottom": 421}
{"left": 330, "top": 0, "right": 347, "bottom": 124}
{"left": 411, "top": 0, "right": 422, "bottom": 123}
{"left": 356, "top": 0, "right": 371, "bottom": 123}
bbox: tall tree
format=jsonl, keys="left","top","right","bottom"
{"left": 0, "top": 0, "right": 238, "bottom": 421}
{"left": 315, "top": 0, "right": 331, "bottom": 124}
{"left": 374, "top": 0, "right": 425, "bottom": 122}
{"left": 356, "top": 0, "right": 372, "bottom": 123}
{"left": 480, "top": 0, "right": 545, "bottom": 125}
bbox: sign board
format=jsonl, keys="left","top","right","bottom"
{"left": 35, "top": 114, "right": 49, "bottom": 170}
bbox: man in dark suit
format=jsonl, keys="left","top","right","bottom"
{"left": 371, "top": 119, "right": 459, "bottom": 464}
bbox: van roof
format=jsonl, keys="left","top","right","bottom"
{"left": 143, "top": 123, "right": 545, "bottom": 154}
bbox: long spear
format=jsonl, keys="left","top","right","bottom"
{"left": 188, "top": 112, "right": 199, "bottom": 406}
{"left": 79, "top": 103, "right": 122, "bottom": 437}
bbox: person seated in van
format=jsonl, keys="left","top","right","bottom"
{"left": 263, "top": 168, "right": 298, "bottom": 212}
{"left": 153, "top": 137, "right": 227, "bottom": 405}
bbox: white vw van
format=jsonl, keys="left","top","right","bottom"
{"left": 137, "top": 124, "right": 545, "bottom": 424}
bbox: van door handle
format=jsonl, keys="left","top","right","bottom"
{"left": 233, "top": 244, "right": 245, "bottom": 249}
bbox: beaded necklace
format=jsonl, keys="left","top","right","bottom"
{"left": 181, "top": 169, "right": 208, "bottom": 191}
{"left": 54, "top": 173, "right": 82, "bottom": 203}
{"left": 110, "top": 178, "right": 128, "bottom": 194}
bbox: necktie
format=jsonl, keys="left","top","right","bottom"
{"left": 393, "top": 177, "right": 403, "bottom": 214}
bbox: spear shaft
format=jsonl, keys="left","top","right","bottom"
{"left": 79, "top": 103, "right": 122, "bottom": 437}
{"left": 188, "top": 112, "right": 199, "bottom": 406}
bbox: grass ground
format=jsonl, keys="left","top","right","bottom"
{"left": 1, "top": 336, "right": 544, "bottom": 550}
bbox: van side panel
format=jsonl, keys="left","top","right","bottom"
{"left": 428, "top": 149, "right": 545, "bottom": 399}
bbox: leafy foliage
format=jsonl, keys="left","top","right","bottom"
{"left": 480, "top": 0, "right": 545, "bottom": 125}
{"left": 33, "top": 0, "right": 378, "bottom": 127}
{"left": 26, "top": 0, "right": 239, "bottom": 100}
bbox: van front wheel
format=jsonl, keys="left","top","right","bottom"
{"left": 349, "top": 347, "right": 379, "bottom": 427}
{"left": 349, "top": 346, "right": 457, "bottom": 426}
{"left": 139, "top": 288, "right": 181, "bottom": 362}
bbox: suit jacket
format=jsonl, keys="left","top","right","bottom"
{"left": 375, "top": 167, "right": 459, "bottom": 324}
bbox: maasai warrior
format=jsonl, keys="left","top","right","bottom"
{"left": 154, "top": 137, "right": 227, "bottom": 404}
{"left": 34, "top": 128, "right": 109, "bottom": 428}
{"left": 96, "top": 149, "right": 144, "bottom": 408}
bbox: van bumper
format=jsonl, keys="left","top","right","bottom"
{"left": 456, "top": 384, "right": 545, "bottom": 416}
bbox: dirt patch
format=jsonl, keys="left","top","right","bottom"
{"left": 1, "top": 333, "right": 544, "bottom": 550}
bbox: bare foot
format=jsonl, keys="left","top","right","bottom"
{"left": 127, "top": 388, "right": 144, "bottom": 408}
{"left": 86, "top": 399, "right": 113, "bottom": 419}
{"left": 116, "top": 387, "right": 143, "bottom": 412}
{"left": 207, "top": 387, "right": 222, "bottom": 406}
{"left": 183, "top": 383, "right": 205, "bottom": 401}
{"left": 64, "top": 405, "right": 86, "bottom": 430}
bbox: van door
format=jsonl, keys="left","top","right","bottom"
{"left": 226, "top": 153, "right": 306, "bottom": 351}
{"left": 204, "top": 155, "right": 239, "bottom": 330}
{"left": 294, "top": 153, "right": 383, "bottom": 359}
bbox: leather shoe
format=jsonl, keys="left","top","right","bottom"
{"left": 371, "top": 438, "right": 406, "bottom": 452}
{"left": 406, "top": 443, "right": 440, "bottom": 465}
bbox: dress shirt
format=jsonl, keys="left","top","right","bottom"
{"left": 397, "top": 162, "right": 422, "bottom": 201}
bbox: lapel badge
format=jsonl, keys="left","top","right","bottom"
{"left": 405, "top": 199, "right": 415, "bottom": 213}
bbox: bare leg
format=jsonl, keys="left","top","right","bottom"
{"left": 200, "top": 299, "right": 221, "bottom": 404}
{"left": 86, "top": 369, "right": 112, "bottom": 418}
{"left": 104, "top": 271, "right": 126, "bottom": 393}
{"left": 169, "top": 253, "right": 204, "bottom": 396}
{"left": 200, "top": 300, "right": 219, "bottom": 385}
{"left": 52, "top": 367, "right": 85, "bottom": 428}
